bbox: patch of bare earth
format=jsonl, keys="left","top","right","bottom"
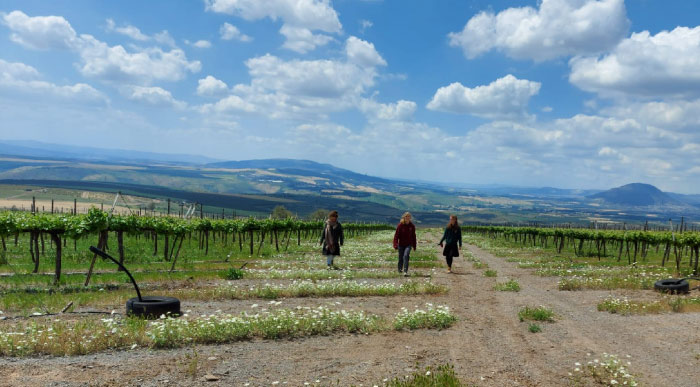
{"left": 0, "top": 232, "right": 698, "bottom": 386}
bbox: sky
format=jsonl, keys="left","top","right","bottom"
{"left": 1, "top": 0, "right": 699, "bottom": 193}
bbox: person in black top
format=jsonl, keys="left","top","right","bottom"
{"left": 438, "top": 215, "right": 462, "bottom": 273}
{"left": 320, "top": 210, "right": 344, "bottom": 269}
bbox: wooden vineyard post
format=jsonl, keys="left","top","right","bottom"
{"left": 33, "top": 232, "right": 40, "bottom": 273}
{"left": 74, "top": 199, "right": 77, "bottom": 215}
{"left": 29, "top": 232, "right": 38, "bottom": 273}
{"left": 117, "top": 231, "right": 125, "bottom": 271}
{"left": 164, "top": 234, "right": 169, "bottom": 260}
{"left": 84, "top": 231, "right": 107, "bottom": 286}
{"left": 257, "top": 230, "right": 266, "bottom": 255}
{"left": 50, "top": 233, "right": 62, "bottom": 285}
{"left": 169, "top": 235, "right": 185, "bottom": 272}
{"left": 249, "top": 230, "right": 254, "bottom": 255}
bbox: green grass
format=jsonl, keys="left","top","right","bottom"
{"left": 493, "top": 279, "right": 520, "bottom": 292}
{"left": 0, "top": 280, "right": 448, "bottom": 315}
{"left": 568, "top": 353, "right": 638, "bottom": 386}
{"left": 393, "top": 304, "right": 456, "bottom": 330}
{"left": 518, "top": 306, "right": 554, "bottom": 322}
{"left": 0, "top": 304, "right": 457, "bottom": 357}
{"left": 463, "top": 232, "right": 691, "bottom": 292}
{"left": 386, "top": 364, "right": 464, "bottom": 387}
{"left": 597, "top": 296, "right": 700, "bottom": 315}
{"left": 483, "top": 269, "right": 497, "bottom": 277}
{"left": 527, "top": 323, "right": 541, "bottom": 333}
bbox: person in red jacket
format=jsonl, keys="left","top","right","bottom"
{"left": 393, "top": 212, "right": 417, "bottom": 277}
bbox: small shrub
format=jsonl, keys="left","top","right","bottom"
{"left": 394, "top": 304, "right": 456, "bottom": 330}
{"left": 568, "top": 353, "right": 638, "bottom": 386}
{"left": 528, "top": 323, "right": 541, "bottom": 333}
{"left": 387, "top": 364, "right": 462, "bottom": 387}
{"left": 518, "top": 306, "right": 554, "bottom": 322}
{"left": 484, "top": 270, "right": 497, "bottom": 277}
{"left": 221, "top": 268, "right": 244, "bottom": 280}
{"left": 472, "top": 261, "right": 488, "bottom": 269}
{"left": 494, "top": 279, "right": 520, "bottom": 292}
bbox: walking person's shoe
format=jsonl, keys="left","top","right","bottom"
{"left": 447, "top": 268, "right": 452, "bottom": 273}
{"left": 403, "top": 271, "right": 409, "bottom": 277}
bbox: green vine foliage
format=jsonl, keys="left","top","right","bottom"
{"left": 0, "top": 209, "right": 393, "bottom": 239}
{"left": 463, "top": 225, "right": 700, "bottom": 248}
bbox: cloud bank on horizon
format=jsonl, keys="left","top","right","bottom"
{"left": 1, "top": 0, "right": 699, "bottom": 193}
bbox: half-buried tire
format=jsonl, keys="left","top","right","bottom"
{"left": 654, "top": 279, "right": 689, "bottom": 294}
{"left": 126, "top": 296, "right": 181, "bottom": 318}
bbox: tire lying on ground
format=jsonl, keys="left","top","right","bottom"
{"left": 654, "top": 279, "right": 689, "bottom": 294}
{"left": 126, "top": 296, "right": 181, "bottom": 318}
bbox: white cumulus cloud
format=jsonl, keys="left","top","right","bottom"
{"left": 105, "top": 19, "right": 149, "bottom": 41}
{"left": 197, "top": 75, "right": 229, "bottom": 96}
{"left": 3, "top": 11, "right": 200, "bottom": 84}
{"left": 570, "top": 26, "right": 700, "bottom": 98}
{"left": 203, "top": 37, "right": 387, "bottom": 119}
{"left": 124, "top": 85, "right": 186, "bottom": 109}
{"left": 360, "top": 99, "right": 416, "bottom": 122}
{"left": 448, "top": 0, "right": 629, "bottom": 61}
{"left": 186, "top": 39, "right": 212, "bottom": 48}
{"left": 0, "top": 58, "right": 106, "bottom": 102}
{"left": 2, "top": 10, "right": 80, "bottom": 50}
{"left": 427, "top": 74, "right": 541, "bottom": 120}
{"left": 205, "top": 0, "right": 341, "bottom": 53}
{"left": 346, "top": 36, "right": 386, "bottom": 68}
{"left": 279, "top": 25, "right": 333, "bottom": 53}
{"left": 219, "top": 22, "right": 251, "bottom": 42}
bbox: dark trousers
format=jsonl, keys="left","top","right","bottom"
{"left": 398, "top": 245, "right": 411, "bottom": 272}
{"left": 446, "top": 255, "right": 453, "bottom": 268}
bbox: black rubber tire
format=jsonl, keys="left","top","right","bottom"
{"left": 126, "top": 296, "right": 181, "bottom": 318}
{"left": 654, "top": 279, "right": 689, "bottom": 294}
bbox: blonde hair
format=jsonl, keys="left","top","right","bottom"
{"left": 401, "top": 212, "right": 412, "bottom": 224}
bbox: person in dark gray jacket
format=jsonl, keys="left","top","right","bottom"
{"left": 439, "top": 215, "right": 462, "bottom": 273}
{"left": 320, "top": 210, "right": 344, "bottom": 269}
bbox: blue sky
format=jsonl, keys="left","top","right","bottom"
{"left": 1, "top": 1, "right": 700, "bottom": 193}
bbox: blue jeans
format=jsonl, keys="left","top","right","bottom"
{"left": 398, "top": 245, "right": 411, "bottom": 272}
{"left": 326, "top": 254, "right": 335, "bottom": 266}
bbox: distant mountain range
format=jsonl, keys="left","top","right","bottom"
{"left": 0, "top": 140, "right": 698, "bottom": 224}
{"left": 587, "top": 183, "right": 697, "bottom": 206}
{"left": 0, "top": 140, "right": 220, "bottom": 165}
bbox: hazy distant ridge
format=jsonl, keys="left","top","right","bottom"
{"left": 588, "top": 183, "right": 686, "bottom": 206}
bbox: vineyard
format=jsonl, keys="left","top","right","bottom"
{"left": 0, "top": 209, "right": 393, "bottom": 284}
{"left": 0, "top": 210, "right": 698, "bottom": 385}
{"left": 464, "top": 225, "right": 700, "bottom": 275}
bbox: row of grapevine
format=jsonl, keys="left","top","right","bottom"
{"left": 0, "top": 209, "right": 394, "bottom": 284}
{"left": 463, "top": 225, "right": 700, "bottom": 274}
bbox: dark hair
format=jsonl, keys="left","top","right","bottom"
{"left": 328, "top": 210, "right": 338, "bottom": 218}
{"left": 447, "top": 215, "right": 459, "bottom": 229}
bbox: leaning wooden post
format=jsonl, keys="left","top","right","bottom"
{"left": 84, "top": 231, "right": 106, "bottom": 286}
{"left": 169, "top": 235, "right": 185, "bottom": 272}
